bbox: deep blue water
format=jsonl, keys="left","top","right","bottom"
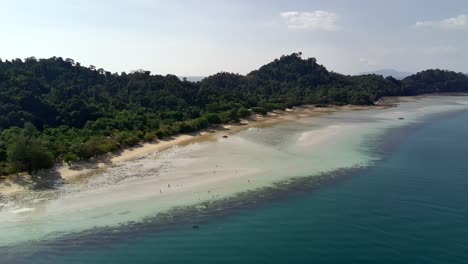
{"left": 4, "top": 110, "right": 468, "bottom": 263}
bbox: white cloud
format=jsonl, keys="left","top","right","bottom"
{"left": 414, "top": 14, "right": 468, "bottom": 30}
{"left": 280, "top": 10, "right": 339, "bottom": 31}
{"left": 359, "top": 57, "right": 377, "bottom": 66}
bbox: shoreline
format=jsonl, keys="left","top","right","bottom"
{"left": 2, "top": 92, "right": 461, "bottom": 198}
{"left": 62, "top": 104, "right": 384, "bottom": 180}
{"left": 1, "top": 95, "right": 468, "bottom": 247}
{"left": 0, "top": 103, "right": 386, "bottom": 198}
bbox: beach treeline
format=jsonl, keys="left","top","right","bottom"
{"left": 0, "top": 53, "right": 467, "bottom": 175}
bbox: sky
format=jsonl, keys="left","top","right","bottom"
{"left": 0, "top": 0, "right": 467, "bottom": 76}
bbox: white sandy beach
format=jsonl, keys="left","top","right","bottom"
{"left": 2, "top": 104, "right": 353, "bottom": 190}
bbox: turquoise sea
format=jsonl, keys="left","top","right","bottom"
{"left": 2, "top": 107, "right": 468, "bottom": 263}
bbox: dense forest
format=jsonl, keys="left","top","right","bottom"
{"left": 1, "top": 52, "right": 467, "bottom": 176}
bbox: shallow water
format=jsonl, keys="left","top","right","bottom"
{"left": 1, "top": 96, "right": 468, "bottom": 263}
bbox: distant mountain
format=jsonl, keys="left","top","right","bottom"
{"left": 178, "top": 76, "right": 206, "bottom": 82}
{"left": 359, "top": 69, "right": 413, "bottom": 80}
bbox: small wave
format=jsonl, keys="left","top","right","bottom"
{"left": 297, "top": 125, "right": 342, "bottom": 146}
{"left": 11, "top": 208, "right": 35, "bottom": 214}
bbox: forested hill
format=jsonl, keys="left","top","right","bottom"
{"left": 0, "top": 53, "right": 467, "bottom": 175}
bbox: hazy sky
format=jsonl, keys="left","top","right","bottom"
{"left": 1, "top": 0, "right": 467, "bottom": 76}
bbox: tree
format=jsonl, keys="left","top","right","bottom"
{"left": 23, "top": 122, "right": 38, "bottom": 137}
{"left": 7, "top": 136, "right": 55, "bottom": 174}
{"left": 204, "top": 113, "right": 222, "bottom": 124}
{"left": 252, "top": 107, "right": 267, "bottom": 115}
{"left": 237, "top": 107, "right": 251, "bottom": 118}
{"left": 144, "top": 132, "right": 157, "bottom": 142}
{"left": 62, "top": 152, "right": 78, "bottom": 165}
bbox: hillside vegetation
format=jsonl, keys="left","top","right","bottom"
{"left": 1, "top": 52, "right": 467, "bottom": 175}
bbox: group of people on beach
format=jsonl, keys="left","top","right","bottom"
{"left": 157, "top": 163, "right": 251, "bottom": 201}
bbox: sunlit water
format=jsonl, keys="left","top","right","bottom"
{"left": 1, "top": 95, "right": 468, "bottom": 263}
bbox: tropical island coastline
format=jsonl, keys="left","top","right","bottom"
{"left": 0, "top": 52, "right": 467, "bottom": 195}
{"left": 3, "top": 1, "right": 468, "bottom": 262}
{"left": 0, "top": 101, "right": 386, "bottom": 197}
